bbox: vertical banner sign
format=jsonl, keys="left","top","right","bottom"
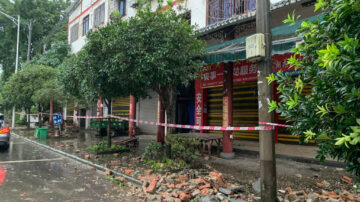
{"left": 194, "top": 79, "right": 207, "bottom": 130}
{"left": 201, "top": 63, "right": 224, "bottom": 88}
{"left": 233, "top": 60, "right": 258, "bottom": 83}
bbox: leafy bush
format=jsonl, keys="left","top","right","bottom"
{"left": 143, "top": 135, "right": 200, "bottom": 166}
{"left": 144, "top": 158, "right": 186, "bottom": 171}
{"left": 87, "top": 142, "right": 127, "bottom": 154}
{"left": 142, "top": 141, "right": 165, "bottom": 160}
{"left": 268, "top": 0, "right": 360, "bottom": 177}
{"left": 166, "top": 135, "right": 201, "bottom": 163}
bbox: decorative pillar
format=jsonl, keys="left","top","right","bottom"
{"left": 129, "top": 95, "right": 136, "bottom": 137}
{"left": 220, "top": 62, "right": 235, "bottom": 159}
{"left": 156, "top": 96, "right": 165, "bottom": 143}
{"left": 194, "top": 78, "right": 207, "bottom": 132}
{"left": 49, "top": 100, "right": 54, "bottom": 126}
{"left": 97, "top": 99, "right": 103, "bottom": 117}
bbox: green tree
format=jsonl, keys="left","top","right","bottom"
{"left": 268, "top": 0, "right": 360, "bottom": 177}
{"left": 0, "top": 0, "right": 70, "bottom": 79}
{"left": 2, "top": 65, "right": 61, "bottom": 127}
{"left": 75, "top": 1, "right": 205, "bottom": 131}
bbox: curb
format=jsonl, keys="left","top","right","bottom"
{"left": 233, "top": 147, "right": 346, "bottom": 168}
{"left": 11, "top": 133, "right": 143, "bottom": 185}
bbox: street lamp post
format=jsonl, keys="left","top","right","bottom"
{"left": 0, "top": 10, "right": 20, "bottom": 129}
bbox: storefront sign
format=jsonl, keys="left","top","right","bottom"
{"left": 233, "top": 60, "right": 258, "bottom": 82}
{"left": 200, "top": 63, "right": 224, "bottom": 88}
{"left": 272, "top": 53, "right": 296, "bottom": 72}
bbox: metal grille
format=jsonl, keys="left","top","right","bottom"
{"left": 70, "top": 23, "right": 79, "bottom": 43}
{"left": 94, "top": 3, "right": 105, "bottom": 27}
{"left": 209, "top": 0, "right": 247, "bottom": 25}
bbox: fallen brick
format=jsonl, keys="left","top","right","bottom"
{"left": 167, "top": 184, "right": 176, "bottom": 189}
{"left": 145, "top": 179, "right": 159, "bottom": 194}
{"left": 201, "top": 188, "right": 210, "bottom": 196}
{"left": 124, "top": 169, "right": 134, "bottom": 175}
{"left": 144, "top": 169, "right": 153, "bottom": 175}
{"left": 198, "top": 183, "right": 211, "bottom": 190}
{"left": 178, "top": 175, "right": 188, "bottom": 181}
{"left": 342, "top": 176, "right": 352, "bottom": 184}
{"left": 180, "top": 191, "right": 192, "bottom": 201}
{"left": 316, "top": 182, "right": 323, "bottom": 188}
{"left": 105, "top": 169, "right": 112, "bottom": 175}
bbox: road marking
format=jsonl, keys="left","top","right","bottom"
{"left": 0, "top": 158, "right": 63, "bottom": 164}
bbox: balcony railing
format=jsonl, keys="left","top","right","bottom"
{"left": 208, "top": 0, "right": 256, "bottom": 25}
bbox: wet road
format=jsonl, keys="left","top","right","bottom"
{"left": 0, "top": 135, "right": 130, "bottom": 202}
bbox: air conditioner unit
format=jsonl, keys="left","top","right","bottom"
{"left": 246, "top": 33, "right": 265, "bottom": 61}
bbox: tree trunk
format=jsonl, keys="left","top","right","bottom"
{"left": 39, "top": 104, "right": 43, "bottom": 128}
{"left": 27, "top": 108, "right": 30, "bottom": 129}
{"left": 105, "top": 97, "right": 112, "bottom": 148}
{"left": 160, "top": 86, "right": 176, "bottom": 135}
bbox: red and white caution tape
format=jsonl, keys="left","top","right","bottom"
{"left": 259, "top": 122, "right": 291, "bottom": 128}
{"left": 109, "top": 115, "right": 274, "bottom": 131}
{"left": 70, "top": 115, "right": 106, "bottom": 119}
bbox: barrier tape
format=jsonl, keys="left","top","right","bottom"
{"left": 16, "top": 112, "right": 50, "bottom": 116}
{"left": 108, "top": 115, "right": 274, "bottom": 131}
{"left": 16, "top": 113, "right": 292, "bottom": 131}
{"left": 259, "top": 122, "right": 291, "bottom": 128}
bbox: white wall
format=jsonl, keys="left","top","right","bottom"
{"left": 136, "top": 91, "right": 159, "bottom": 135}
{"left": 68, "top": 0, "right": 108, "bottom": 54}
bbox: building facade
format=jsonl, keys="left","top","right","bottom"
{"left": 66, "top": 0, "right": 322, "bottom": 150}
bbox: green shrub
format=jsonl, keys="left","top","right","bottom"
{"left": 143, "top": 135, "right": 200, "bottom": 165}
{"left": 87, "top": 142, "right": 127, "bottom": 154}
{"left": 269, "top": 0, "right": 360, "bottom": 177}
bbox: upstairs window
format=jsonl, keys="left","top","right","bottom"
{"left": 70, "top": 23, "right": 79, "bottom": 43}
{"left": 94, "top": 3, "right": 105, "bottom": 27}
{"left": 82, "top": 15, "right": 90, "bottom": 36}
{"left": 119, "top": 0, "right": 126, "bottom": 17}
{"left": 208, "top": 0, "right": 246, "bottom": 25}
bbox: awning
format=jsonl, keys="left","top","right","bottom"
{"left": 204, "top": 14, "right": 323, "bottom": 64}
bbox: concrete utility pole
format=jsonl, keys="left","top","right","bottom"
{"left": 27, "top": 20, "right": 33, "bottom": 61}
{"left": 256, "top": 0, "right": 277, "bottom": 201}
{"left": 0, "top": 10, "right": 20, "bottom": 129}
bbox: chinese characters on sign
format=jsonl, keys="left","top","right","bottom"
{"left": 201, "top": 63, "right": 224, "bottom": 88}
{"left": 233, "top": 60, "right": 258, "bottom": 82}
{"left": 200, "top": 53, "right": 295, "bottom": 89}
{"left": 272, "top": 53, "right": 297, "bottom": 72}
{"left": 195, "top": 92, "right": 202, "bottom": 125}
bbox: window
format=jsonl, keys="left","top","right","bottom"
{"left": 82, "top": 15, "right": 90, "bottom": 36}
{"left": 208, "top": 0, "right": 246, "bottom": 25}
{"left": 70, "top": 23, "right": 79, "bottom": 43}
{"left": 119, "top": 0, "right": 126, "bottom": 17}
{"left": 94, "top": 3, "right": 105, "bottom": 27}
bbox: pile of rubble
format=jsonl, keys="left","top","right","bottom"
{"left": 106, "top": 167, "right": 360, "bottom": 202}
{"left": 107, "top": 167, "right": 258, "bottom": 202}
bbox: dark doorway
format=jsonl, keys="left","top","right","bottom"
{"left": 176, "top": 82, "right": 195, "bottom": 133}
{"left": 79, "top": 109, "right": 86, "bottom": 128}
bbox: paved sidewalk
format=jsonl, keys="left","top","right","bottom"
{"left": 232, "top": 139, "right": 343, "bottom": 166}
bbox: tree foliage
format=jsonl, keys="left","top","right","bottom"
{"left": 268, "top": 0, "right": 360, "bottom": 176}
{"left": 69, "top": 1, "right": 205, "bottom": 125}
{"left": 2, "top": 65, "right": 61, "bottom": 112}
{"left": 0, "top": 0, "right": 70, "bottom": 79}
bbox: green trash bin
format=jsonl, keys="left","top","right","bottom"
{"left": 38, "top": 128, "right": 48, "bottom": 139}
{"left": 34, "top": 128, "right": 40, "bottom": 138}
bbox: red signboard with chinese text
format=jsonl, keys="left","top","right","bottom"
{"left": 200, "top": 53, "right": 297, "bottom": 88}
{"left": 200, "top": 63, "right": 224, "bottom": 88}
{"left": 272, "top": 53, "right": 296, "bottom": 72}
{"left": 233, "top": 60, "right": 258, "bottom": 83}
